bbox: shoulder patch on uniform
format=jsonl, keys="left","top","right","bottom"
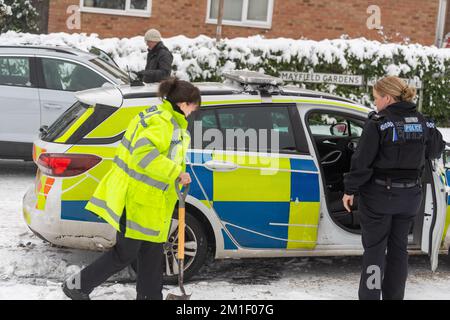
{"left": 379, "top": 121, "right": 395, "bottom": 131}
{"left": 146, "top": 105, "right": 158, "bottom": 113}
{"left": 426, "top": 121, "right": 436, "bottom": 128}
{"left": 422, "top": 114, "right": 437, "bottom": 129}
{"left": 139, "top": 108, "right": 163, "bottom": 128}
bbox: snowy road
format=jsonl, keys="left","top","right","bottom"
{"left": 0, "top": 126, "right": 449, "bottom": 300}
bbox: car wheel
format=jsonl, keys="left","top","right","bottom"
{"left": 130, "top": 211, "right": 208, "bottom": 285}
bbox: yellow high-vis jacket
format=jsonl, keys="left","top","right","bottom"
{"left": 85, "top": 100, "right": 190, "bottom": 242}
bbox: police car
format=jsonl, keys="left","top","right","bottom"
{"left": 22, "top": 71, "right": 450, "bottom": 283}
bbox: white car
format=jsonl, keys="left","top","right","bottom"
{"left": 0, "top": 45, "right": 129, "bottom": 160}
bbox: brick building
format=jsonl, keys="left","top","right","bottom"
{"left": 47, "top": 0, "right": 450, "bottom": 46}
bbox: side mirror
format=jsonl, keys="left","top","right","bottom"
{"left": 330, "top": 123, "right": 348, "bottom": 136}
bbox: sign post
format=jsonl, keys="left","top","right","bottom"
{"left": 216, "top": 0, "right": 224, "bottom": 42}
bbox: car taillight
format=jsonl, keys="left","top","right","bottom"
{"left": 37, "top": 153, "right": 102, "bottom": 177}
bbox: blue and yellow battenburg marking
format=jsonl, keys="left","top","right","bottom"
{"left": 57, "top": 149, "right": 322, "bottom": 251}
{"left": 187, "top": 151, "right": 321, "bottom": 250}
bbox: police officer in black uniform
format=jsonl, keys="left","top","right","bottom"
{"left": 343, "top": 76, "right": 445, "bottom": 300}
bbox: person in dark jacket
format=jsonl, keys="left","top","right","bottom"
{"left": 137, "top": 29, "right": 173, "bottom": 83}
{"left": 343, "top": 76, "right": 445, "bottom": 300}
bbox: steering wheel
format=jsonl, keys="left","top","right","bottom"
{"left": 320, "top": 150, "right": 343, "bottom": 165}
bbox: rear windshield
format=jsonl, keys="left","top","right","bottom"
{"left": 42, "top": 101, "right": 89, "bottom": 142}
{"left": 42, "top": 101, "right": 116, "bottom": 144}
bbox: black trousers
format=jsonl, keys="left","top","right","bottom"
{"left": 358, "top": 182, "right": 422, "bottom": 300}
{"left": 78, "top": 230, "right": 164, "bottom": 300}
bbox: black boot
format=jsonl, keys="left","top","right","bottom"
{"left": 62, "top": 280, "right": 90, "bottom": 300}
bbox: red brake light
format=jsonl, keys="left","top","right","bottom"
{"left": 37, "top": 153, "right": 102, "bottom": 177}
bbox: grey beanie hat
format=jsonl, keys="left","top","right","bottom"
{"left": 144, "top": 28, "right": 162, "bottom": 42}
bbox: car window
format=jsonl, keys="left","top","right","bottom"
{"left": 42, "top": 101, "right": 90, "bottom": 142}
{"left": 199, "top": 109, "right": 218, "bottom": 129}
{"left": 308, "top": 112, "right": 364, "bottom": 137}
{"left": 41, "top": 58, "right": 108, "bottom": 91}
{"left": 349, "top": 121, "right": 363, "bottom": 137}
{"left": 191, "top": 109, "right": 219, "bottom": 149}
{"left": 309, "top": 113, "right": 348, "bottom": 136}
{"left": 193, "top": 106, "right": 297, "bottom": 153}
{"left": 42, "top": 100, "right": 117, "bottom": 144}
{"left": 0, "top": 57, "right": 32, "bottom": 87}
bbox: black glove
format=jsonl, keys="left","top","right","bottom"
{"left": 137, "top": 70, "right": 145, "bottom": 78}
{"left": 130, "top": 71, "right": 145, "bottom": 86}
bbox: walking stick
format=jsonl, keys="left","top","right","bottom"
{"left": 166, "top": 179, "right": 191, "bottom": 300}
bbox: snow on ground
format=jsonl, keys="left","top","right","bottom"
{"left": 0, "top": 127, "right": 449, "bottom": 300}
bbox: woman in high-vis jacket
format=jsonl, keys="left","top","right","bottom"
{"left": 63, "top": 78, "right": 201, "bottom": 300}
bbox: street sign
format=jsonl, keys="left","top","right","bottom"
{"left": 279, "top": 71, "right": 364, "bottom": 86}
{"left": 280, "top": 71, "right": 423, "bottom": 89}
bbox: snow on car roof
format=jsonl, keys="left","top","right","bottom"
{"left": 0, "top": 45, "right": 96, "bottom": 58}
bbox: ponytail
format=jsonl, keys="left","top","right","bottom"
{"left": 373, "top": 76, "right": 417, "bottom": 103}
{"left": 158, "top": 77, "right": 201, "bottom": 106}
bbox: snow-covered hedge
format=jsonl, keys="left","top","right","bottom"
{"left": 0, "top": 1, "right": 12, "bottom": 17}
{"left": 0, "top": 1, "right": 38, "bottom": 33}
{"left": 2, "top": 32, "right": 449, "bottom": 124}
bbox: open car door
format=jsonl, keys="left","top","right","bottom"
{"left": 421, "top": 159, "right": 448, "bottom": 271}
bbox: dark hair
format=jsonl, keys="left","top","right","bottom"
{"left": 158, "top": 77, "right": 201, "bottom": 108}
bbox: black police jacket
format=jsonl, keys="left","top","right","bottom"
{"left": 344, "top": 101, "right": 446, "bottom": 195}
{"left": 140, "top": 42, "right": 173, "bottom": 83}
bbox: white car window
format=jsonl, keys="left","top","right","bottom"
{"left": 193, "top": 106, "right": 296, "bottom": 153}
{"left": 308, "top": 113, "right": 364, "bottom": 137}
{"left": 42, "top": 58, "right": 107, "bottom": 92}
{"left": 349, "top": 121, "right": 363, "bottom": 137}
{"left": 0, "top": 57, "right": 32, "bottom": 87}
{"left": 309, "top": 113, "right": 348, "bottom": 136}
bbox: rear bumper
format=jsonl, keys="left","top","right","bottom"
{"left": 22, "top": 185, "right": 116, "bottom": 251}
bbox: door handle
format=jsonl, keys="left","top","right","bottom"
{"left": 321, "top": 150, "right": 342, "bottom": 165}
{"left": 204, "top": 160, "right": 238, "bottom": 172}
{"left": 43, "top": 103, "right": 63, "bottom": 109}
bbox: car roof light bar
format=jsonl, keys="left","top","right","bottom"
{"left": 222, "top": 70, "right": 284, "bottom": 86}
